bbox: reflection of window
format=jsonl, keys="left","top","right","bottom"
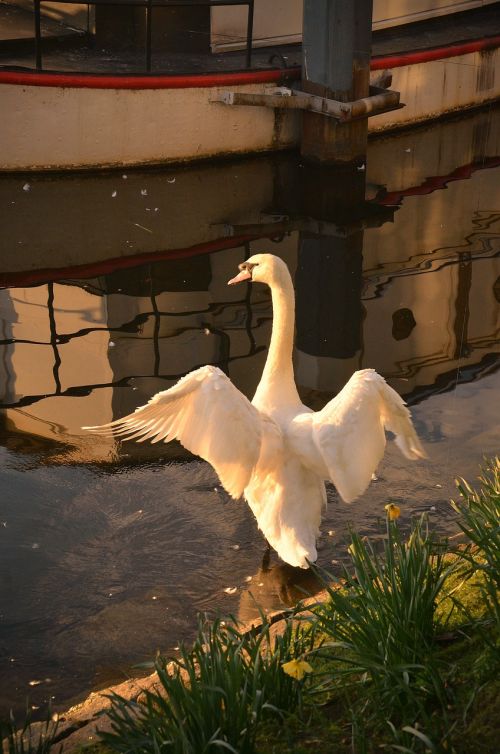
{"left": 392, "top": 308, "right": 416, "bottom": 341}
{"left": 494, "top": 276, "right": 500, "bottom": 303}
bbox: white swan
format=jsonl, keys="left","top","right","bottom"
{"left": 85, "top": 254, "right": 425, "bottom": 568}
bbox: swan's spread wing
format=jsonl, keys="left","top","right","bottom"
{"left": 312, "top": 369, "right": 425, "bottom": 503}
{"left": 84, "top": 365, "right": 261, "bottom": 499}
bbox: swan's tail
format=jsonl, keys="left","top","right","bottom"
{"left": 378, "top": 380, "right": 427, "bottom": 460}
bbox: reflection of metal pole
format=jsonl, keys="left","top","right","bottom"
{"left": 150, "top": 265, "right": 160, "bottom": 377}
{"left": 47, "top": 283, "right": 61, "bottom": 394}
{"left": 294, "top": 164, "right": 365, "bottom": 395}
{"left": 453, "top": 253, "right": 472, "bottom": 360}
{"left": 295, "top": 235, "right": 363, "bottom": 361}
{"left": 301, "top": 0, "right": 373, "bottom": 163}
{"left": 243, "top": 242, "right": 257, "bottom": 355}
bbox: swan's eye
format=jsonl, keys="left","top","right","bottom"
{"left": 239, "top": 262, "right": 259, "bottom": 276}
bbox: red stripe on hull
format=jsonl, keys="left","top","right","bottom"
{"left": 0, "top": 35, "right": 499, "bottom": 88}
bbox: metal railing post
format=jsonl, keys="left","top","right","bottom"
{"left": 34, "top": 0, "right": 42, "bottom": 71}
{"left": 146, "top": 0, "right": 153, "bottom": 72}
{"left": 245, "top": 0, "right": 254, "bottom": 68}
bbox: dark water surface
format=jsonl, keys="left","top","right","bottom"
{"left": 0, "top": 106, "right": 499, "bottom": 717}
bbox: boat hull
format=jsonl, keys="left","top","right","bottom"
{"left": 0, "top": 41, "right": 498, "bottom": 170}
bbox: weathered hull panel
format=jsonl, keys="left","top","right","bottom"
{"left": 0, "top": 45, "right": 498, "bottom": 171}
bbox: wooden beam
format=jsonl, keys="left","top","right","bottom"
{"left": 301, "top": 0, "right": 373, "bottom": 164}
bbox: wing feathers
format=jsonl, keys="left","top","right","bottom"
{"left": 84, "top": 366, "right": 262, "bottom": 498}
{"left": 313, "top": 369, "right": 425, "bottom": 503}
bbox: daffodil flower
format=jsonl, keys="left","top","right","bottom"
{"left": 282, "top": 658, "right": 313, "bottom": 681}
{"left": 385, "top": 503, "right": 401, "bottom": 520}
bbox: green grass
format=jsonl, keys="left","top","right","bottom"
{"left": 309, "top": 517, "right": 453, "bottom": 745}
{"left": 100, "top": 613, "right": 319, "bottom": 754}
{"left": 451, "top": 458, "right": 500, "bottom": 635}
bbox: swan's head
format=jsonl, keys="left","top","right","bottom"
{"left": 227, "top": 253, "right": 290, "bottom": 287}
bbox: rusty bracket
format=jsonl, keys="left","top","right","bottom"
{"left": 211, "top": 85, "right": 404, "bottom": 122}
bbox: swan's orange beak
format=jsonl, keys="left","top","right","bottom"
{"left": 227, "top": 269, "right": 252, "bottom": 285}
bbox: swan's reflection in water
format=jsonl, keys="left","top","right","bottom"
{"left": 237, "top": 550, "right": 324, "bottom": 623}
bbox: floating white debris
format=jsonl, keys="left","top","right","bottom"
{"left": 141, "top": 189, "right": 148, "bottom": 196}
{"left": 214, "top": 487, "right": 219, "bottom": 493}
{"left": 331, "top": 559, "right": 339, "bottom": 565}
{"left": 108, "top": 593, "right": 113, "bottom": 597}
{"left": 204, "top": 328, "right": 210, "bottom": 335}
{"left": 108, "top": 341, "right": 115, "bottom": 347}
{"left": 154, "top": 207, "right": 159, "bottom": 212}
{"left": 244, "top": 576, "right": 252, "bottom": 582}
{"left": 173, "top": 645, "right": 180, "bottom": 651}
{"left": 132, "top": 387, "right": 138, "bottom": 390}
{"left": 133, "top": 222, "right": 153, "bottom": 234}
{"left": 357, "top": 163, "right": 365, "bottom": 171}
{"left": 111, "top": 190, "right": 117, "bottom": 198}
{"left": 1, "top": 522, "right": 6, "bottom": 528}
{"left": 122, "top": 174, "right": 128, "bottom": 179}
{"left": 258, "top": 582, "right": 264, "bottom": 587}
{"left": 29, "top": 680, "right": 42, "bottom": 687}
{"left": 167, "top": 178, "right": 176, "bottom": 184}
{"left": 435, "top": 484, "right": 442, "bottom": 488}
{"left": 371, "top": 473, "right": 378, "bottom": 481}
{"left": 231, "top": 544, "right": 240, "bottom": 551}
{"left": 430, "top": 506, "right": 436, "bottom": 512}
{"left": 405, "top": 148, "right": 411, "bottom": 153}
{"left": 152, "top": 596, "right": 158, "bottom": 600}
{"left": 31, "top": 543, "right": 39, "bottom": 550}
{"left": 224, "top": 587, "right": 237, "bottom": 594}
{"left": 138, "top": 509, "right": 143, "bottom": 514}
{"left": 23, "top": 183, "right": 30, "bottom": 192}
{"left": 328, "top": 530, "right": 335, "bottom": 536}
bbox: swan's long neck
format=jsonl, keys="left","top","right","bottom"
{"left": 253, "top": 269, "right": 301, "bottom": 409}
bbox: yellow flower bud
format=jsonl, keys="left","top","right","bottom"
{"left": 282, "top": 658, "right": 313, "bottom": 680}
{"left": 384, "top": 503, "right": 401, "bottom": 520}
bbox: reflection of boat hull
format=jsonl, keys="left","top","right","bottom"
{"left": 0, "top": 36, "right": 499, "bottom": 170}
{"left": 1, "top": 107, "right": 499, "bottom": 281}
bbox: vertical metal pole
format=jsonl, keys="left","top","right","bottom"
{"left": 301, "top": 0, "right": 373, "bottom": 164}
{"left": 34, "top": 0, "right": 42, "bottom": 71}
{"left": 146, "top": 0, "right": 152, "bottom": 72}
{"left": 245, "top": 0, "right": 254, "bottom": 68}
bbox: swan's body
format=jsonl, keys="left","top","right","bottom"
{"left": 85, "top": 254, "right": 425, "bottom": 568}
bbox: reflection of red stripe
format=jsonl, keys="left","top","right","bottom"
{"left": 2, "top": 156, "right": 498, "bottom": 289}
{"left": 0, "top": 235, "right": 260, "bottom": 288}
{"left": 377, "top": 156, "right": 500, "bottom": 206}
{"left": 0, "top": 35, "right": 498, "bottom": 88}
